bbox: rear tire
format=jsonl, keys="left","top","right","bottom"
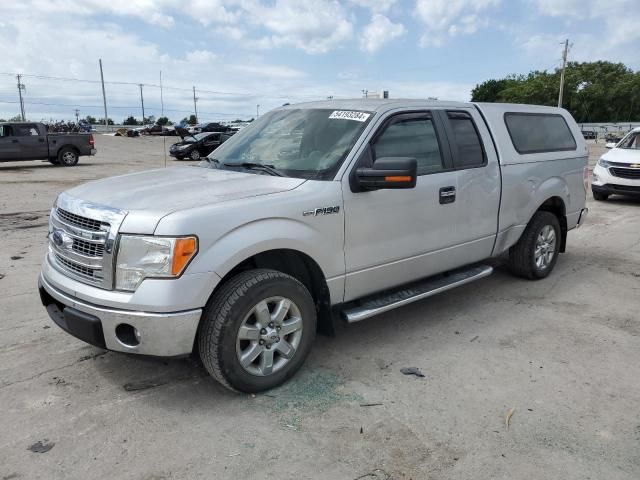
{"left": 58, "top": 147, "right": 79, "bottom": 166}
{"left": 592, "top": 191, "right": 608, "bottom": 201}
{"left": 198, "top": 269, "right": 316, "bottom": 393}
{"left": 508, "top": 211, "right": 561, "bottom": 280}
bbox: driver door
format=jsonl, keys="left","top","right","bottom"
{"left": 342, "top": 110, "right": 461, "bottom": 301}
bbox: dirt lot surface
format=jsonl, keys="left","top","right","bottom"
{"left": 1, "top": 136, "right": 639, "bottom": 479}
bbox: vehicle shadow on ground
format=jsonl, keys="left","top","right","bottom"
{"left": 599, "top": 195, "right": 640, "bottom": 206}
{"left": 0, "top": 163, "right": 98, "bottom": 171}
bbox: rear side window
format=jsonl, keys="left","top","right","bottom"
{"left": 447, "top": 112, "right": 485, "bottom": 168}
{"left": 505, "top": 113, "right": 576, "bottom": 154}
{"left": 373, "top": 115, "right": 444, "bottom": 175}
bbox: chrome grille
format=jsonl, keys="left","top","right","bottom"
{"left": 57, "top": 208, "right": 108, "bottom": 232}
{"left": 54, "top": 254, "right": 100, "bottom": 280}
{"left": 72, "top": 238, "right": 105, "bottom": 257}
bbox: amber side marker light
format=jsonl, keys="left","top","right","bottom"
{"left": 384, "top": 176, "right": 412, "bottom": 182}
{"left": 171, "top": 237, "right": 198, "bottom": 275}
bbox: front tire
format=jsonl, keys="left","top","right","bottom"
{"left": 508, "top": 211, "right": 561, "bottom": 280}
{"left": 198, "top": 269, "right": 316, "bottom": 393}
{"left": 58, "top": 147, "right": 79, "bottom": 166}
{"left": 189, "top": 150, "right": 201, "bottom": 161}
{"left": 592, "top": 190, "right": 609, "bottom": 201}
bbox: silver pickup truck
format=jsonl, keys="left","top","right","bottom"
{"left": 39, "top": 100, "right": 588, "bottom": 392}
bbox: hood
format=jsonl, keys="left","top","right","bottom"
{"left": 64, "top": 166, "right": 306, "bottom": 233}
{"left": 602, "top": 147, "right": 640, "bottom": 165}
{"left": 175, "top": 126, "right": 197, "bottom": 141}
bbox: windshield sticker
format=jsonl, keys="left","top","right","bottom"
{"left": 328, "top": 111, "right": 371, "bottom": 122}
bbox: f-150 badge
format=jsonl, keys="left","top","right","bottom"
{"left": 303, "top": 206, "right": 340, "bottom": 216}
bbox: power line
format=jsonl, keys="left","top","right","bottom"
{"left": 0, "top": 70, "right": 325, "bottom": 100}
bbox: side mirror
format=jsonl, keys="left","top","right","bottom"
{"left": 605, "top": 142, "right": 616, "bottom": 149}
{"left": 354, "top": 157, "right": 417, "bottom": 191}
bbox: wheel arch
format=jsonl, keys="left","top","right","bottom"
{"left": 204, "top": 248, "right": 334, "bottom": 338}
{"left": 535, "top": 196, "right": 567, "bottom": 252}
{"left": 55, "top": 144, "right": 80, "bottom": 159}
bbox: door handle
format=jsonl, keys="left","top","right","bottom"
{"left": 439, "top": 186, "right": 456, "bottom": 204}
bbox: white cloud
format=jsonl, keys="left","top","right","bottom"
{"left": 360, "top": 14, "right": 406, "bottom": 53}
{"left": 415, "top": 0, "right": 500, "bottom": 47}
{"left": 242, "top": 0, "right": 353, "bottom": 54}
{"left": 525, "top": 0, "right": 640, "bottom": 68}
{"left": 348, "top": 0, "right": 397, "bottom": 12}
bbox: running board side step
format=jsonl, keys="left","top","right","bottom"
{"left": 341, "top": 265, "right": 493, "bottom": 323}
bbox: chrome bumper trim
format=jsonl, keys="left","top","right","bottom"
{"left": 40, "top": 273, "right": 201, "bottom": 357}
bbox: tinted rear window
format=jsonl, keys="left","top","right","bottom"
{"left": 504, "top": 113, "right": 576, "bottom": 154}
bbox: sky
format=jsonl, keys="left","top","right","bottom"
{"left": 1, "top": 0, "right": 639, "bottom": 123}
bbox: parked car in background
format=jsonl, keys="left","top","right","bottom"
{"left": 0, "top": 122, "right": 95, "bottom": 166}
{"left": 169, "top": 129, "right": 234, "bottom": 160}
{"left": 592, "top": 127, "right": 640, "bottom": 200}
{"left": 605, "top": 132, "right": 624, "bottom": 144}
{"left": 581, "top": 130, "right": 596, "bottom": 140}
{"left": 200, "top": 122, "right": 236, "bottom": 133}
{"left": 142, "top": 124, "right": 177, "bottom": 136}
{"left": 39, "top": 100, "right": 588, "bottom": 392}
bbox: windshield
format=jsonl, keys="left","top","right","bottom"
{"left": 618, "top": 131, "right": 640, "bottom": 149}
{"left": 199, "top": 108, "right": 373, "bottom": 179}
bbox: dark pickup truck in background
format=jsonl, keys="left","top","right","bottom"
{"left": 0, "top": 122, "right": 96, "bottom": 166}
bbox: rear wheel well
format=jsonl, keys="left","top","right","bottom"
{"left": 537, "top": 197, "right": 567, "bottom": 252}
{"left": 215, "top": 249, "right": 334, "bottom": 336}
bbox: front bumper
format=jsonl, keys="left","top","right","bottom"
{"left": 592, "top": 164, "right": 640, "bottom": 197}
{"left": 39, "top": 273, "right": 201, "bottom": 357}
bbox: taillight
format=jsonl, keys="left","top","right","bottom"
{"left": 89, "top": 135, "right": 94, "bottom": 145}
{"left": 583, "top": 166, "right": 589, "bottom": 192}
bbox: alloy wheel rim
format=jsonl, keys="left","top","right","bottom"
{"left": 62, "top": 152, "right": 76, "bottom": 164}
{"left": 191, "top": 150, "right": 200, "bottom": 160}
{"left": 534, "top": 225, "right": 556, "bottom": 269}
{"left": 235, "top": 296, "right": 303, "bottom": 376}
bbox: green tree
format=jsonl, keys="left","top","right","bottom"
{"left": 85, "top": 115, "right": 97, "bottom": 124}
{"left": 8, "top": 115, "right": 23, "bottom": 122}
{"left": 471, "top": 61, "right": 640, "bottom": 122}
{"left": 98, "top": 118, "right": 115, "bottom": 125}
{"left": 123, "top": 116, "right": 139, "bottom": 125}
{"left": 156, "top": 116, "right": 171, "bottom": 126}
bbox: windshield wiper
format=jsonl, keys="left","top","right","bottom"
{"left": 223, "top": 162, "right": 284, "bottom": 177}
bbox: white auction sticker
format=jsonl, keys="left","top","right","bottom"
{"left": 328, "top": 110, "right": 371, "bottom": 122}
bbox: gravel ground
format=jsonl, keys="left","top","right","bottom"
{"left": 0, "top": 136, "right": 638, "bottom": 480}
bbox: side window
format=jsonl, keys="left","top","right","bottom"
{"left": 447, "top": 112, "right": 485, "bottom": 168}
{"left": 14, "top": 124, "right": 38, "bottom": 136}
{"left": 373, "top": 115, "right": 444, "bottom": 175}
{"left": 0, "top": 125, "right": 11, "bottom": 137}
{"left": 504, "top": 113, "right": 577, "bottom": 154}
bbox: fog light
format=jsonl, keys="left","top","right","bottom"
{"left": 115, "top": 323, "right": 141, "bottom": 347}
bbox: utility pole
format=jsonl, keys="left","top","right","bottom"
{"left": 16, "top": 74, "right": 26, "bottom": 121}
{"left": 139, "top": 84, "right": 146, "bottom": 124}
{"left": 98, "top": 59, "right": 109, "bottom": 130}
{"left": 192, "top": 86, "right": 198, "bottom": 123}
{"left": 256, "top": 104, "right": 260, "bottom": 118}
{"left": 74, "top": 109, "right": 80, "bottom": 123}
{"left": 558, "top": 39, "right": 569, "bottom": 108}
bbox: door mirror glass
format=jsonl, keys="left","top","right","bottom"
{"left": 355, "top": 157, "right": 417, "bottom": 191}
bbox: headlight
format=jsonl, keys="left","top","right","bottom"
{"left": 178, "top": 144, "right": 192, "bottom": 150}
{"left": 115, "top": 235, "right": 198, "bottom": 291}
{"left": 597, "top": 158, "right": 611, "bottom": 168}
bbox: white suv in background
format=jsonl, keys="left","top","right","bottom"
{"left": 592, "top": 127, "right": 640, "bottom": 200}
